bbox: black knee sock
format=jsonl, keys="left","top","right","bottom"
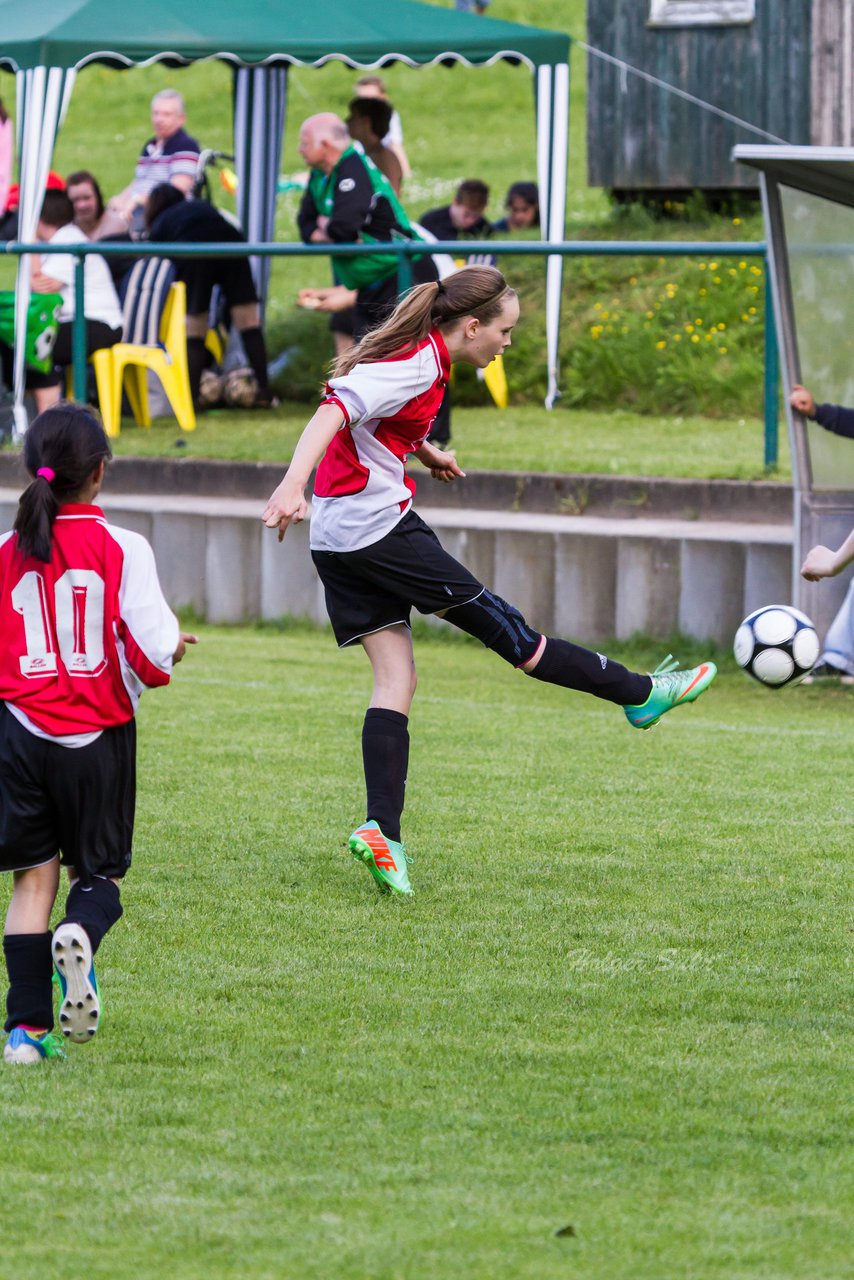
{"left": 362, "top": 708, "right": 409, "bottom": 843}
{"left": 4, "top": 932, "right": 54, "bottom": 1032}
{"left": 60, "top": 879, "right": 123, "bottom": 954}
{"left": 527, "top": 637, "right": 653, "bottom": 706}
{"left": 186, "top": 336, "right": 207, "bottom": 404}
{"left": 238, "top": 327, "right": 271, "bottom": 395}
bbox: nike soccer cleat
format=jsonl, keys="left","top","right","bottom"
{"left": 624, "top": 655, "right": 717, "bottom": 730}
{"left": 52, "top": 923, "right": 101, "bottom": 1043}
{"left": 3, "top": 1026, "right": 66, "bottom": 1065}
{"left": 349, "top": 821, "right": 414, "bottom": 897}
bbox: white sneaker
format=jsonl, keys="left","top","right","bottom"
{"left": 52, "top": 923, "right": 100, "bottom": 1043}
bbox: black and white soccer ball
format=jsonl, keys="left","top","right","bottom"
{"left": 734, "top": 604, "right": 820, "bottom": 687}
{"left": 223, "top": 366, "right": 258, "bottom": 408}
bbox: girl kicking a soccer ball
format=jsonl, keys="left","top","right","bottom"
{"left": 0, "top": 404, "right": 196, "bottom": 1064}
{"left": 263, "top": 266, "right": 716, "bottom": 897}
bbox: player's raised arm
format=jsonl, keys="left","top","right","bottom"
{"left": 801, "top": 528, "right": 854, "bottom": 581}
{"left": 262, "top": 402, "right": 345, "bottom": 541}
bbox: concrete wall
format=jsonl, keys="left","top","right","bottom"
{"left": 0, "top": 487, "right": 792, "bottom": 646}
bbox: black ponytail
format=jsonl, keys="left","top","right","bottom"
{"left": 14, "top": 404, "right": 112, "bottom": 562}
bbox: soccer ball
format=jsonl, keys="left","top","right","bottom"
{"left": 734, "top": 604, "right": 820, "bottom": 687}
{"left": 198, "top": 368, "right": 225, "bottom": 408}
{"left": 222, "top": 366, "right": 258, "bottom": 409}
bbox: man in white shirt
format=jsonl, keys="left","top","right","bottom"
{"left": 3, "top": 189, "right": 123, "bottom": 412}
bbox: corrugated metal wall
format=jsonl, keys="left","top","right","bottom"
{"left": 811, "top": 0, "right": 854, "bottom": 144}
{"left": 587, "top": 0, "right": 813, "bottom": 193}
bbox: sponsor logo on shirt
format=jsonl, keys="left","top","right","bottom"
{"left": 339, "top": 178, "right": 356, "bottom": 192}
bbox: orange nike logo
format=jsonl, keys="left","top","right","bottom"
{"left": 676, "top": 665, "right": 709, "bottom": 701}
{"left": 356, "top": 828, "right": 398, "bottom": 873}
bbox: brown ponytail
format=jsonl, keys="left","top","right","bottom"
{"left": 332, "top": 265, "right": 515, "bottom": 376}
{"left": 14, "top": 404, "right": 111, "bottom": 562}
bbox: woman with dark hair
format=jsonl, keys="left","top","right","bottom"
{"left": 145, "top": 183, "right": 275, "bottom": 408}
{"left": 263, "top": 266, "right": 716, "bottom": 896}
{"left": 0, "top": 404, "right": 196, "bottom": 1065}
{"left": 493, "top": 182, "right": 540, "bottom": 233}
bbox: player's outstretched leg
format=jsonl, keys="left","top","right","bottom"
{"left": 623, "top": 655, "right": 717, "bottom": 730}
{"left": 349, "top": 822, "right": 414, "bottom": 897}
{"left": 52, "top": 923, "right": 100, "bottom": 1043}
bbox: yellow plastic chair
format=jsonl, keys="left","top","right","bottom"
{"left": 110, "top": 278, "right": 196, "bottom": 433}
{"left": 65, "top": 352, "right": 120, "bottom": 437}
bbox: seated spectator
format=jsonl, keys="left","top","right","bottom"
{"left": 346, "top": 97, "right": 403, "bottom": 195}
{"left": 420, "top": 180, "right": 492, "bottom": 242}
{"left": 0, "top": 190, "right": 122, "bottom": 412}
{"left": 492, "top": 181, "right": 540, "bottom": 233}
{"left": 66, "top": 170, "right": 138, "bottom": 294}
{"left": 0, "top": 170, "right": 66, "bottom": 243}
{"left": 145, "top": 183, "right": 275, "bottom": 409}
{"left": 354, "top": 75, "right": 410, "bottom": 177}
{"left": 107, "top": 90, "right": 200, "bottom": 234}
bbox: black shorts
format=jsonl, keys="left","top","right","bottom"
{"left": 0, "top": 701, "right": 136, "bottom": 881}
{"left": 311, "top": 510, "right": 483, "bottom": 646}
{"left": 179, "top": 257, "right": 259, "bottom": 316}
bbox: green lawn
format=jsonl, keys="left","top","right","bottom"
{"left": 0, "top": 626, "right": 849, "bottom": 1279}
{"left": 93, "top": 401, "right": 787, "bottom": 482}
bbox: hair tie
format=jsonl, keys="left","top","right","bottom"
{"left": 435, "top": 282, "right": 446, "bottom": 296}
{"left": 36, "top": 467, "right": 55, "bottom": 484}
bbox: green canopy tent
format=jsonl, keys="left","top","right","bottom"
{"left": 0, "top": 0, "right": 570, "bottom": 435}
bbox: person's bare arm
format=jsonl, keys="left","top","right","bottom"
{"left": 801, "top": 528, "right": 854, "bottom": 580}
{"left": 262, "top": 403, "right": 345, "bottom": 540}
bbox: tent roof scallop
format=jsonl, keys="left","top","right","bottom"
{"left": 0, "top": 0, "right": 570, "bottom": 72}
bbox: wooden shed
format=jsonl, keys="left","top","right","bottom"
{"left": 587, "top": 0, "right": 854, "bottom": 198}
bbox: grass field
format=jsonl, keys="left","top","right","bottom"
{"left": 98, "top": 401, "right": 786, "bottom": 481}
{"left": 0, "top": 625, "right": 849, "bottom": 1279}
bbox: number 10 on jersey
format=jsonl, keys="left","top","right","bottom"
{"left": 11, "top": 569, "right": 107, "bottom": 677}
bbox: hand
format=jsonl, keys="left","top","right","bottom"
{"left": 415, "top": 443, "right": 466, "bottom": 484}
{"left": 790, "top": 384, "right": 816, "bottom": 418}
{"left": 262, "top": 477, "right": 309, "bottom": 542}
{"left": 800, "top": 545, "right": 840, "bottom": 581}
{"left": 298, "top": 285, "right": 356, "bottom": 313}
{"left": 173, "top": 632, "right": 199, "bottom": 664}
{"left": 30, "top": 270, "right": 63, "bottom": 294}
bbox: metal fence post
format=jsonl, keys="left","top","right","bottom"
{"left": 72, "top": 253, "right": 87, "bottom": 402}
{"left": 763, "top": 261, "right": 779, "bottom": 470}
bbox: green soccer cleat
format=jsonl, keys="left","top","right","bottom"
{"left": 624, "top": 654, "right": 717, "bottom": 730}
{"left": 3, "top": 1026, "right": 66, "bottom": 1065}
{"left": 349, "top": 821, "right": 414, "bottom": 897}
{"left": 53, "top": 923, "right": 101, "bottom": 1043}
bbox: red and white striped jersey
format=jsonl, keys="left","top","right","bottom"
{"left": 0, "top": 505, "right": 179, "bottom": 742}
{"left": 311, "top": 329, "right": 450, "bottom": 552}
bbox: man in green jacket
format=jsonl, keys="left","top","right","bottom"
{"left": 296, "top": 113, "right": 435, "bottom": 339}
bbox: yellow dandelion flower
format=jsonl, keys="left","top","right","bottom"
{"left": 705, "top": 332, "right": 713, "bottom": 341}
{"left": 691, "top": 334, "right": 700, "bottom": 343}
{"left": 709, "top": 262, "right": 718, "bottom": 270}
{"left": 673, "top": 334, "right": 682, "bottom": 342}
{"left": 739, "top": 261, "right": 747, "bottom": 269}
{"left": 593, "top": 302, "right": 601, "bottom": 311}
{"left": 698, "top": 287, "right": 707, "bottom": 296}
{"left": 713, "top": 277, "right": 722, "bottom": 284}
{"left": 601, "top": 310, "right": 609, "bottom": 320}
{"left": 646, "top": 310, "right": 654, "bottom": 319}
{"left": 699, "top": 262, "right": 707, "bottom": 270}
{"left": 685, "top": 323, "right": 694, "bottom": 333}
{"left": 629, "top": 277, "right": 637, "bottom": 285}
{"left": 655, "top": 340, "right": 667, "bottom": 349}
{"left": 741, "top": 313, "right": 750, "bottom": 322}
{"left": 733, "top": 217, "right": 742, "bottom": 226}
{"left": 718, "top": 322, "right": 727, "bottom": 330}
{"left": 718, "top": 346, "right": 728, "bottom": 354}
{"left": 728, "top": 268, "right": 738, "bottom": 277}
{"left": 748, "top": 306, "right": 757, "bottom": 315}
{"left": 695, "top": 318, "right": 703, "bottom": 326}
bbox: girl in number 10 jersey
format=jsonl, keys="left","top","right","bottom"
{"left": 0, "top": 404, "right": 196, "bottom": 1065}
